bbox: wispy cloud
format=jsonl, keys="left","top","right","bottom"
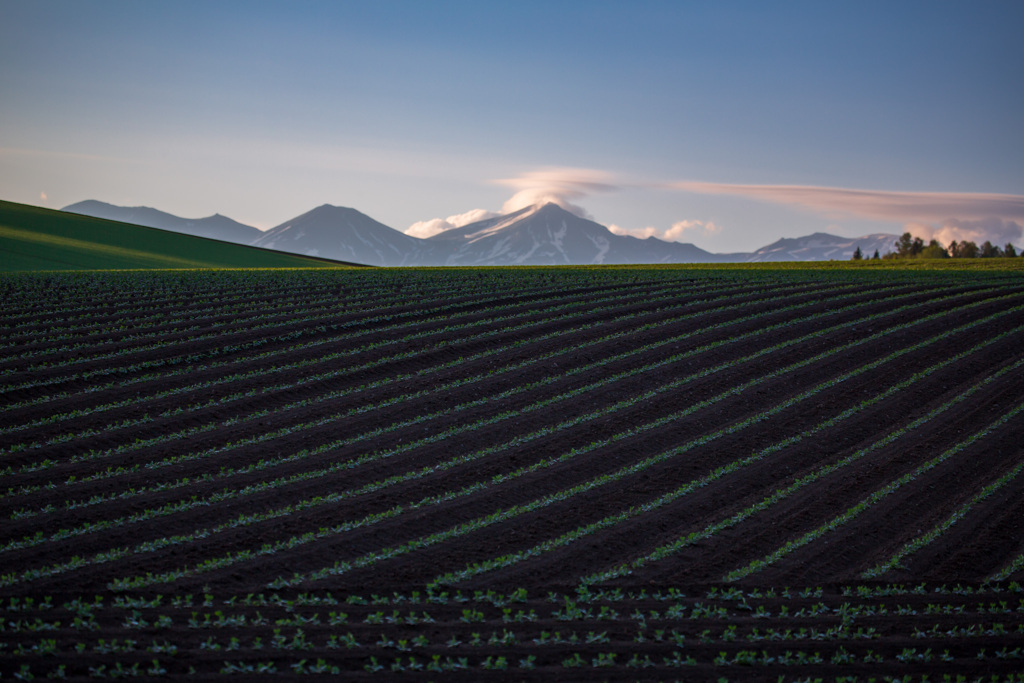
{"left": 669, "top": 180, "right": 1024, "bottom": 223}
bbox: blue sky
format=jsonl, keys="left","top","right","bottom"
{"left": 2, "top": 0, "right": 1022, "bottom": 251}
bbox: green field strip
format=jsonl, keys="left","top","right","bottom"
{"left": 94, "top": 294, "right": 1020, "bottom": 591}
{"left": 0, "top": 224, "right": 231, "bottom": 269}
{"left": 429, "top": 327, "right": 1024, "bottom": 588}
{"left": 720, "top": 400, "right": 1024, "bottom": 582}
{"left": 0, "top": 284, "right": 901, "bottom": 541}
{"left": 0, "top": 281, "right": 850, "bottom": 476}
{"left": 0, "top": 199, "right": 344, "bottom": 271}
{"left": 862, "top": 459, "right": 1024, "bottom": 579}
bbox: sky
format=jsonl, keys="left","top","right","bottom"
{"left": 2, "top": 0, "right": 1022, "bottom": 252}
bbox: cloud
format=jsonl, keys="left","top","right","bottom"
{"left": 406, "top": 167, "right": 620, "bottom": 237}
{"left": 669, "top": 180, "right": 1024, "bottom": 224}
{"left": 405, "top": 208, "right": 499, "bottom": 238}
{"left": 39, "top": 191, "right": 47, "bottom": 202}
{"left": 905, "top": 217, "right": 1023, "bottom": 247}
{"left": 609, "top": 219, "right": 722, "bottom": 242}
{"left": 665, "top": 219, "right": 722, "bottom": 241}
{"left": 492, "top": 167, "right": 620, "bottom": 218}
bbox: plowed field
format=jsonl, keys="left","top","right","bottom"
{"left": 1, "top": 266, "right": 1022, "bottom": 680}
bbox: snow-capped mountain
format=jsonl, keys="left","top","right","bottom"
{"left": 61, "top": 200, "right": 898, "bottom": 266}
{"left": 250, "top": 204, "right": 437, "bottom": 267}
{"left": 745, "top": 232, "right": 898, "bottom": 262}
{"left": 62, "top": 200, "right": 262, "bottom": 244}
{"left": 427, "top": 203, "right": 727, "bottom": 265}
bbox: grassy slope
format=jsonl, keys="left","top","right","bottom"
{"left": 0, "top": 200, "right": 360, "bottom": 271}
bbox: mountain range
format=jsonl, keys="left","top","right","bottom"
{"left": 62, "top": 200, "right": 898, "bottom": 266}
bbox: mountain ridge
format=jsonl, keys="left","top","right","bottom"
{"left": 425, "top": 203, "right": 731, "bottom": 266}
{"left": 62, "top": 200, "right": 899, "bottom": 266}
{"left": 62, "top": 200, "right": 263, "bottom": 244}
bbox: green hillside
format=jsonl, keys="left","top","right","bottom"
{"left": 0, "top": 200, "right": 359, "bottom": 271}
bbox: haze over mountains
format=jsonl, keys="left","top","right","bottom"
{"left": 63, "top": 200, "right": 898, "bottom": 267}
{"left": 63, "top": 200, "right": 263, "bottom": 245}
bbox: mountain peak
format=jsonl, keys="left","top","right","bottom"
{"left": 308, "top": 203, "right": 348, "bottom": 214}
{"left": 534, "top": 201, "right": 569, "bottom": 213}
{"left": 526, "top": 201, "right": 579, "bottom": 217}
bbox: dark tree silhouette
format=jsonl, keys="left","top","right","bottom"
{"left": 894, "top": 232, "right": 924, "bottom": 258}
{"left": 919, "top": 239, "right": 949, "bottom": 259}
{"left": 980, "top": 241, "right": 1003, "bottom": 258}
{"left": 949, "top": 240, "right": 979, "bottom": 258}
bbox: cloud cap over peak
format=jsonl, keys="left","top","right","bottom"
{"left": 492, "top": 167, "right": 620, "bottom": 218}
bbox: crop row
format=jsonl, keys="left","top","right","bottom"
{"left": 0, "top": 273, "right": 663, "bottom": 395}
{"left": 2, "top": 287, "right": 999, "bottom": 588}
{"left": 0, "top": 277, "right": 788, "bottom": 451}
{"left": 0, "top": 273, "right": 412, "bottom": 358}
{"left": 92, "top": 294, "right": 1022, "bottom": 592}
{"left": 721, "top": 399, "right": 1024, "bottom": 582}
{"left": 2, "top": 286, "right": 1016, "bottom": 593}
{"left": 583, "top": 352, "right": 1023, "bottom": 585}
{"left": 261, "top": 296, "right": 1024, "bottom": 590}
{"left": 0, "top": 267, "right": 701, "bottom": 332}
{"left": 0, "top": 281, "right": 895, "bottom": 516}
{"left": 0, "top": 267, "right": 604, "bottom": 372}
{"left": 438, "top": 323, "right": 1024, "bottom": 588}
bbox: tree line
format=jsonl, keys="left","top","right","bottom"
{"left": 851, "top": 233, "right": 1020, "bottom": 260}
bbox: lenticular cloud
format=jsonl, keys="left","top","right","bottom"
{"left": 493, "top": 167, "right": 621, "bottom": 219}
{"left": 670, "top": 181, "right": 1024, "bottom": 225}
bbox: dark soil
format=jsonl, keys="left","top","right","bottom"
{"left": 2, "top": 267, "right": 1022, "bottom": 680}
